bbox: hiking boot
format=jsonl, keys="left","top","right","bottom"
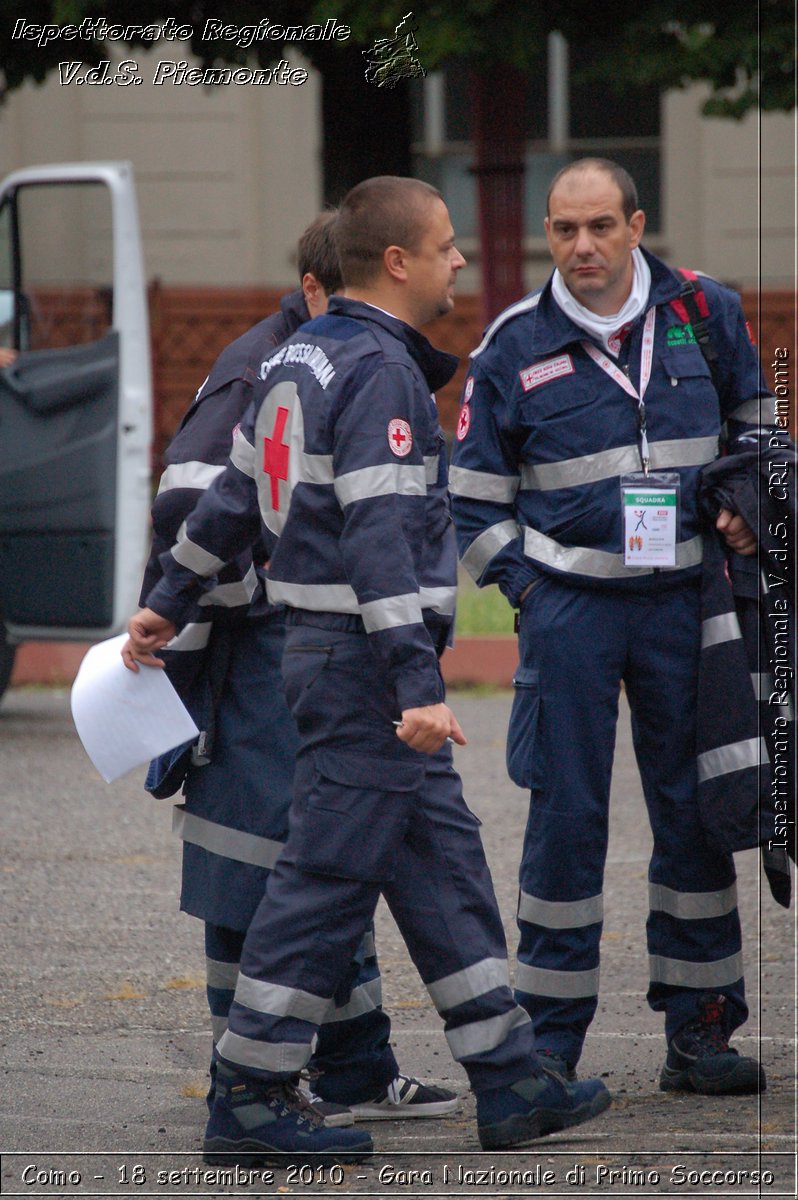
{"left": 203, "top": 1064, "right": 372, "bottom": 1165}
{"left": 536, "top": 1048, "right": 577, "bottom": 1080}
{"left": 660, "top": 994, "right": 765, "bottom": 1095}
{"left": 348, "top": 1074, "right": 460, "bottom": 1120}
{"left": 476, "top": 1069, "right": 611, "bottom": 1151}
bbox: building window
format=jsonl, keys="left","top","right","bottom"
{"left": 410, "top": 35, "right": 662, "bottom": 239}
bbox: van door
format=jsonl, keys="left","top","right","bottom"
{"left": 0, "top": 162, "right": 152, "bottom": 650}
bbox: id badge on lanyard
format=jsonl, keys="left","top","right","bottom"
{"left": 583, "top": 308, "right": 679, "bottom": 567}
{"left": 620, "top": 471, "right": 680, "bottom": 566}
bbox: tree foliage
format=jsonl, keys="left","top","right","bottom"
{"left": 1, "top": 0, "right": 793, "bottom": 115}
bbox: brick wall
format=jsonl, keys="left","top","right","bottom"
{"left": 149, "top": 286, "right": 795, "bottom": 459}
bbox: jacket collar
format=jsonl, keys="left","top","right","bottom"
{"left": 327, "top": 296, "right": 459, "bottom": 392}
{"left": 531, "top": 247, "right": 686, "bottom": 357}
{"left": 279, "top": 288, "right": 310, "bottom": 331}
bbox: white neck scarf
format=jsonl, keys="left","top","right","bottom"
{"left": 551, "top": 247, "right": 652, "bottom": 356}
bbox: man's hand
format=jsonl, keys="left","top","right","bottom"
{"left": 395, "top": 702, "right": 467, "bottom": 754}
{"left": 716, "top": 507, "right": 757, "bottom": 556}
{"left": 121, "top": 608, "right": 177, "bottom": 672}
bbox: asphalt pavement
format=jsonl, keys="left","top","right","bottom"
{"left": 0, "top": 685, "right": 795, "bottom": 1198}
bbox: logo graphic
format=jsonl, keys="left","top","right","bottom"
{"left": 456, "top": 404, "right": 471, "bottom": 441}
{"left": 388, "top": 418, "right": 413, "bottom": 457}
{"left": 363, "top": 12, "right": 426, "bottom": 88}
{"left": 263, "top": 406, "right": 290, "bottom": 510}
{"left": 464, "top": 376, "right": 475, "bottom": 401}
{"left": 666, "top": 324, "right": 697, "bottom": 347}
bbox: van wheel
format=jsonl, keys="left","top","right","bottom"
{"left": 0, "top": 622, "right": 17, "bottom": 700}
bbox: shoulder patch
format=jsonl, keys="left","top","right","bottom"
{"left": 388, "top": 418, "right": 413, "bottom": 457}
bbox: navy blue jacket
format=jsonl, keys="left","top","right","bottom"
{"left": 140, "top": 291, "right": 311, "bottom": 693}
{"left": 450, "top": 248, "right": 776, "bottom": 602}
{"left": 145, "top": 297, "right": 459, "bottom": 713}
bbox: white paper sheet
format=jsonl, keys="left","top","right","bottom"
{"left": 70, "top": 634, "right": 199, "bottom": 782}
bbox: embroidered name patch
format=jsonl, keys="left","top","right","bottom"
{"left": 388, "top": 418, "right": 413, "bottom": 457}
{"left": 519, "top": 354, "right": 574, "bottom": 391}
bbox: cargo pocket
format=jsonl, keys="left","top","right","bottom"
{"left": 506, "top": 667, "right": 540, "bottom": 789}
{"left": 295, "top": 749, "right": 426, "bottom": 882}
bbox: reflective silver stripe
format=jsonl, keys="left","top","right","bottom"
{"left": 701, "top": 612, "right": 742, "bottom": 649}
{"left": 230, "top": 430, "right": 256, "bottom": 479}
{"left": 362, "top": 929, "right": 376, "bottom": 958}
{"left": 335, "top": 462, "right": 428, "bottom": 506}
{"left": 751, "top": 672, "right": 769, "bottom": 701}
{"left": 211, "top": 1014, "right": 228, "bottom": 1042}
{"left": 299, "top": 453, "right": 335, "bottom": 485}
{"left": 728, "top": 396, "right": 777, "bottom": 424}
{"left": 199, "top": 566, "right": 259, "bottom": 608}
{"left": 649, "top": 881, "right": 738, "bottom": 920}
{"left": 419, "top": 586, "right": 457, "bottom": 617}
{"left": 697, "top": 736, "right": 769, "bottom": 782}
{"left": 446, "top": 1006, "right": 531, "bottom": 1060}
{"left": 157, "top": 460, "right": 226, "bottom": 495}
{"left": 522, "top": 445, "right": 640, "bottom": 491}
{"left": 325, "top": 977, "right": 382, "bottom": 1024}
{"left": 521, "top": 436, "right": 718, "bottom": 492}
{"left": 216, "top": 1028, "right": 313, "bottom": 1074}
{"left": 518, "top": 891, "right": 603, "bottom": 929}
{"left": 424, "top": 454, "right": 440, "bottom": 483}
{"left": 266, "top": 579, "right": 360, "bottom": 614}
{"left": 360, "top": 592, "right": 423, "bottom": 633}
{"left": 461, "top": 519, "right": 520, "bottom": 580}
{"left": 171, "top": 537, "right": 227, "bottom": 577}
{"left": 649, "top": 435, "right": 719, "bottom": 470}
{"left": 471, "top": 292, "right": 541, "bottom": 359}
{"left": 515, "top": 962, "right": 599, "bottom": 999}
{"left": 164, "top": 621, "right": 212, "bottom": 652}
{"left": 523, "top": 527, "right": 703, "bottom": 579}
{"left": 234, "top": 973, "right": 331, "bottom": 1025}
{"left": 426, "top": 957, "right": 510, "bottom": 1012}
{"left": 448, "top": 465, "right": 520, "bottom": 503}
{"left": 649, "top": 951, "right": 744, "bottom": 989}
{"left": 207, "top": 957, "right": 240, "bottom": 990}
{"left": 173, "top": 806, "right": 284, "bottom": 870}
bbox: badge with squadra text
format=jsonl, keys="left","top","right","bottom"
{"left": 621, "top": 472, "right": 680, "bottom": 567}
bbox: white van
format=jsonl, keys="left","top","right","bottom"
{"left": 0, "top": 162, "right": 152, "bottom": 697}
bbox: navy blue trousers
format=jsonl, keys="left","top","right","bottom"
{"left": 216, "top": 616, "right": 539, "bottom": 1095}
{"left": 510, "top": 578, "right": 746, "bottom": 1069}
{"left": 177, "top": 617, "right": 398, "bottom": 1096}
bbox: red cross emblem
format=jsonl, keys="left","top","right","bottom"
{"left": 263, "top": 405, "right": 290, "bottom": 510}
{"left": 456, "top": 403, "right": 471, "bottom": 441}
{"left": 387, "top": 418, "right": 413, "bottom": 457}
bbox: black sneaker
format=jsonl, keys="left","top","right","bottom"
{"left": 298, "top": 1085, "right": 354, "bottom": 1128}
{"left": 660, "top": 994, "right": 766, "bottom": 1095}
{"left": 476, "top": 1069, "right": 611, "bottom": 1151}
{"left": 203, "top": 1063, "right": 372, "bottom": 1165}
{"left": 348, "top": 1074, "right": 460, "bottom": 1120}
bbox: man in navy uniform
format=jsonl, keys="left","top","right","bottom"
{"left": 450, "top": 158, "right": 770, "bottom": 1097}
{"left": 140, "top": 210, "right": 460, "bottom": 1126}
{"left": 124, "top": 176, "right": 611, "bottom": 1163}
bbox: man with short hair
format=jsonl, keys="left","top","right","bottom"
{"left": 450, "top": 157, "right": 773, "bottom": 1097}
{"left": 124, "top": 175, "right": 611, "bottom": 1162}
{"left": 140, "top": 209, "right": 460, "bottom": 1129}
